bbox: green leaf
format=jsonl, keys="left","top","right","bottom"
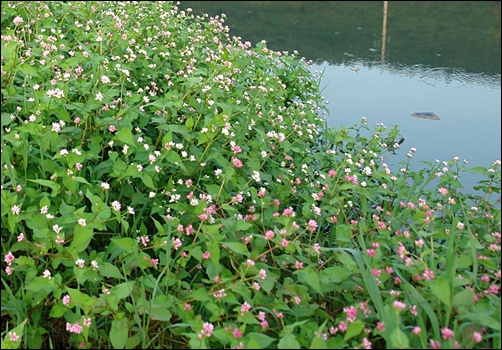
{"left": 310, "top": 336, "right": 327, "bottom": 349}
{"left": 66, "top": 287, "right": 95, "bottom": 314}
{"left": 69, "top": 225, "right": 94, "bottom": 253}
{"left": 110, "top": 281, "right": 136, "bottom": 300}
{"left": 389, "top": 328, "right": 410, "bottom": 349}
{"left": 294, "top": 266, "right": 322, "bottom": 294}
{"left": 59, "top": 201, "right": 76, "bottom": 217}
{"left": 208, "top": 240, "right": 221, "bottom": 272}
{"left": 106, "top": 281, "right": 136, "bottom": 312}
{"left": 278, "top": 333, "right": 300, "bottom": 349}
{"left": 27, "top": 179, "right": 60, "bottom": 197}
{"left": 49, "top": 302, "right": 66, "bottom": 318}
{"left": 221, "top": 242, "right": 250, "bottom": 257}
{"left": 140, "top": 173, "right": 156, "bottom": 189}
{"left": 452, "top": 289, "right": 475, "bottom": 313}
{"left": 99, "top": 262, "right": 124, "bottom": 279}
{"left": 148, "top": 295, "right": 173, "bottom": 321}
{"left": 18, "top": 63, "right": 40, "bottom": 77}
{"left": 110, "top": 316, "right": 128, "bottom": 349}
{"left": 319, "top": 266, "right": 352, "bottom": 283}
{"left": 1, "top": 319, "right": 27, "bottom": 349}
{"left": 189, "top": 287, "right": 210, "bottom": 302}
{"left": 244, "top": 332, "right": 276, "bottom": 349}
{"left": 185, "top": 117, "right": 194, "bottom": 130}
{"left": 429, "top": 277, "right": 451, "bottom": 307}
{"left": 113, "top": 127, "right": 136, "bottom": 147}
{"left": 111, "top": 237, "right": 138, "bottom": 254}
{"left": 342, "top": 319, "right": 364, "bottom": 342}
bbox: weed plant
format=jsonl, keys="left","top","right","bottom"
{"left": 1, "top": 1, "right": 500, "bottom": 349}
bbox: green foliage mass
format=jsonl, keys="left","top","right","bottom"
{"left": 1, "top": 1, "right": 500, "bottom": 349}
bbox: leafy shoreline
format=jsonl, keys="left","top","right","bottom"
{"left": 1, "top": 1, "right": 500, "bottom": 349}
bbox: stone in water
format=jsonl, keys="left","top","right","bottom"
{"left": 411, "top": 112, "right": 440, "bottom": 120}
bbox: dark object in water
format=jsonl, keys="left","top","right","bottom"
{"left": 411, "top": 112, "right": 440, "bottom": 120}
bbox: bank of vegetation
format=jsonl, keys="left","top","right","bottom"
{"left": 1, "top": 1, "right": 500, "bottom": 349}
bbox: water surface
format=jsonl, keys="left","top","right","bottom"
{"left": 179, "top": 1, "right": 501, "bottom": 191}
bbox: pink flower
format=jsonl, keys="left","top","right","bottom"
{"left": 471, "top": 331, "right": 482, "bottom": 343}
{"left": 393, "top": 300, "right": 406, "bottom": 311}
{"left": 13, "top": 16, "right": 24, "bottom": 25}
{"left": 198, "top": 322, "right": 214, "bottom": 339}
{"left": 63, "top": 294, "right": 71, "bottom": 307}
{"left": 430, "top": 340, "right": 441, "bottom": 349}
{"left": 441, "top": 327, "right": 455, "bottom": 340}
{"left": 9, "top": 331, "right": 19, "bottom": 342}
{"left": 240, "top": 301, "right": 251, "bottom": 313}
{"left": 344, "top": 305, "right": 358, "bottom": 323}
{"left": 264, "top": 230, "right": 275, "bottom": 240}
{"left": 412, "top": 326, "right": 421, "bottom": 335}
{"left": 232, "top": 157, "right": 243, "bottom": 168}
{"left": 109, "top": 125, "right": 116, "bottom": 133}
{"left": 5, "top": 252, "right": 15, "bottom": 265}
{"left": 438, "top": 187, "right": 449, "bottom": 195}
{"left": 172, "top": 238, "right": 182, "bottom": 250}
{"left": 423, "top": 268, "right": 436, "bottom": 280}
{"left": 202, "top": 251, "right": 211, "bottom": 260}
{"left": 66, "top": 322, "right": 83, "bottom": 334}
{"left": 307, "top": 219, "right": 318, "bottom": 232}
{"left": 232, "top": 328, "right": 243, "bottom": 339}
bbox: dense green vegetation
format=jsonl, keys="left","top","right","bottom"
{"left": 1, "top": 1, "right": 500, "bottom": 349}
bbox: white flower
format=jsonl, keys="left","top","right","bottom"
{"left": 91, "top": 260, "right": 99, "bottom": 269}
{"left": 43, "top": 269, "right": 52, "bottom": 279}
{"left": 75, "top": 259, "right": 85, "bottom": 268}
{"left": 78, "top": 218, "right": 87, "bottom": 227}
{"left": 111, "top": 201, "right": 121, "bottom": 211}
{"left": 13, "top": 16, "right": 24, "bottom": 25}
{"left": 11, "top": 205, "right": 21, "bottom": 215}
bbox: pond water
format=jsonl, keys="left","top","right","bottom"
{"left": 178, "top": 1, "right": 501, "bottom": 193}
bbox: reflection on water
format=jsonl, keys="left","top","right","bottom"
{"left": 178, "top": 1, "right": 501, "bottom": 192}
{"left": 179, "top": 1, "right": 501, "bottom": 76}
{"left": 371, "top": 62, "right": 501, "bottom": 90}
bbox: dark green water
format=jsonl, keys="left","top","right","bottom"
{"left": 178, "top": 1, "right": 501, "bottom": 192}
{"left": 178, "top": 1, "right": 500, "bottom": 76}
